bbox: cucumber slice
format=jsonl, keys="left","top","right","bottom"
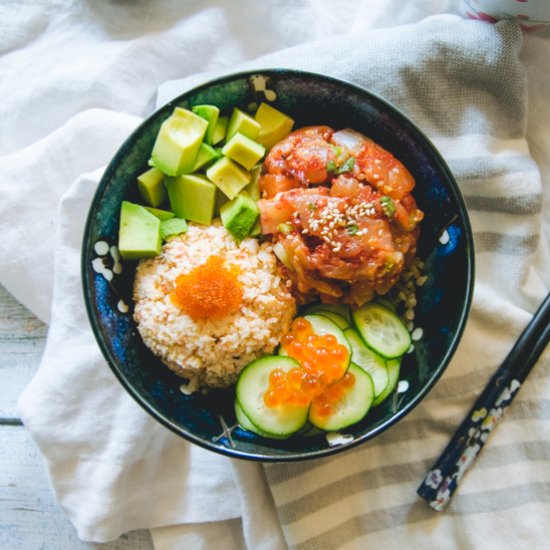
{"left": 308, "top": 363, "right": 374, "bottom": 431}
{"left": 302, "top": 303, "right": 352, "bottom": 323}
{"left": 278, "top": 314, "right": 351, "bottom": 365}
{"left": 299, "top": 424, "right": 324, "bottom": 438}
{"left": 234, "top": 400, "right": 287, "bottom": 439}
{"left": 374, "top": 296, "right": 397, "bottom": 314}
{"left": 352, "top": 302, "right": 411, "bottom": 359}
{"left": 304, "top": 314, "right": 351, "bottom": 357}
{"left": 306, "top": 310, "right": 350, "bottom": 330}
{"left": 372, "top": 357, "right": 401, "bottom": 406}
{"left": 344, "top": 328, "right": 388, "bottom": 397}
{"left": 236, "top": 356, "right": 309, "bottom": 437}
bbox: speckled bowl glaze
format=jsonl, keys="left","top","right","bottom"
{"left": 82, "top": 69, "right": 474, "bottom": 461}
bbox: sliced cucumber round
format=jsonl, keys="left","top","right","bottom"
{"left": 344, "top": 328, "right": 389, "bottom": 397}
{"left": 372, "top": 356, "right": 401, "bottom": 406}
{"left": 302, "top": 302, "right": 352, "bottom": 323}
{"left": 235, "top": 400, "right": 288, "bottom": 439}
{"left": 308, "top": 363, "right": 374, "bottom": 431}
{"left": 373, "top": 296, "right": 398, "bottom": 314}
{"left": 278, "top": 314, "right": 351, "bottom": 366}
{"left": 310, "top": 310, "right": 350, "bottom": 330}
{"left": 236, "top": 356, "right": 309, "bottom": 438}
{"left": 303, "top": 314, "right": 351, "bottom": 357}
{"left": 352, "top": 302, "right": 411, "bottom": 359}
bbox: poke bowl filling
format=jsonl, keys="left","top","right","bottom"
{"left": 115, "top": 100, "right": 426, "bottom": 440}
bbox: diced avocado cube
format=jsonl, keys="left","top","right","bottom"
{"left": 144, "top": 206, "right": 175, "bottom": 221}
{"left": 137, "top": 167, "right": 167, "bottom": 208}
{"left": 226, "top": 108, "right": 261, "bottom": 142}
{"left": 191, "top": 142, "right": 222, "bottom": 172}
{"left": 206, "top": 157, "right": 251, "bottom": 200}
{"left": 192, "top": 104, "right": 220, "bottom": 145}
{"left": 249, "top": 217, "right": 261, "bottom": 237}
{"left": 214, "top": 187, "right": 229, "bottom": 217}
{"left": 150, "top": 107, "right": 208, "bottom": 176}
{"left": 222, "top": 132, "right": 265, "bottom": 170}
{"left": 160, "top": 217, "right": 188, "bottom": 240}
{"left": 243, "top": 166, "right": 261, "bottom": 201}
{"left": 212, "top": 116, "right": 228, "bottom": 145}
{"left": 254, "top": 102, "right": 294, "bottom": 149}
{"left": 220, "top": 193, "right": 260, "bottom": 241}
{"left": 165, "top": 174, "right": 216, "bottom": 225}
{"left": 118, "top": 201, "right": 161, "bottom": 260}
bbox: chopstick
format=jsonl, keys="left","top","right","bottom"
{"left": 417, "top": 292, "right": 550, "bottom": 511}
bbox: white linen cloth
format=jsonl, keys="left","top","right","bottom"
{"left": 1, "top": 1, "right": 550, "bottom": 549}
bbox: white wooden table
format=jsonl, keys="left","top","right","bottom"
{"left": 0, "top": 283, "right": 154, "bottom": 549}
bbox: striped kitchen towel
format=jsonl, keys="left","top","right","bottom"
{"left": 224, "top": 16, "right": 549, "bottom": 550}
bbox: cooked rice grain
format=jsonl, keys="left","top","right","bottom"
{"left": 133, "top": 222, "right": 296, "bottom": 393}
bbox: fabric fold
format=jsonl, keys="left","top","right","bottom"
{"left": 18, "top": 171, "right": 241, "bottom": 542}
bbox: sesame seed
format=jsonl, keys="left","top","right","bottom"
{"left": 416, "top": 275, "right": 428, "bottom": 286}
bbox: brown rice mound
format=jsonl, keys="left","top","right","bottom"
{"left": 133, "top": 221, "right": 296, "bottom": 394}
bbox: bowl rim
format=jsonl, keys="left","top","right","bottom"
{"left": 82, "top": 68, "right": 475, "bottom": 462}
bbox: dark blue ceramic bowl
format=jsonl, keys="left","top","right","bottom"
{"left": 82, "top": 69, "right": 474, "bottom": 461}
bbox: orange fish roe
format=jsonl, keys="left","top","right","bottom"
{"left": 311, "top": 371, "right": 355, "bottom": 418}
{"left": 263, "top": 317, "right": 354, "bottom": 413}
{"left": 171, "top": 255, "right": 243, "bottom": 320}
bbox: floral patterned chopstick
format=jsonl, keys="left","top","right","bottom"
{"left": 417, "top": 292, "right": 550, "bottom": 511}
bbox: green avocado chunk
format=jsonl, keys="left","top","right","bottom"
{"left": 206, "top": 157, "right": 251, "bottom": 200}
{"left": 242, "top": 166, "right": 261, "bottom": 201}
{"left": 137, "top": 167, "right": 167, "bottom": 208}
{"left": 214, "top": 187, "right": 229, "bottom": 217}
{"left": 160, "top": 217, "right": 188, "bottom": 240}
{"left": 191, "top": 104, "right": 220, "bottom": 145}
{"left": 150, "top": 107, "right": 208, "bottom": 176}
{"left": 254, "top": 102, "right": 294, "bottom": 149}
{"left": 165, "top": 174, "right": 216, "bottom": 225}
{"left": 249, "top": 217, "right": 261, "bottom": 237}
{"left": 222, "top": 132, "right": 265, "bottom": 170}
{"left": 191, "top": 142, "right": 222, "bottom": 172}
{"left": 143, "top": 206, "right": 175, "bottom": 221}
{"left": 118, "top": 201, "right": 161, "bottom": 260}
{"left": 220, "top": 192, "right": 260, "bottom": 241}
{"left": 226, "top": 108, "right": 261, "bottom": 142}
{"left": 212, "top": 116, "right": 228, "bottom": 145}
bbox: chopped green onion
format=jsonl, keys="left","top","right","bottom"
{"left": 278, "top": 222, "right": 293, "bottom": 235}
{"left": 380, "top": 196, "right": 396, "bottom": 218}
{"left": 336, "top": 157, "right": 355, "bottom": 174}
{"left": 347, "top": 222, "right": 359, "bottom": 235}
{"left": 326, "top": 160, "right": 336, "bottom": 173}
{"left": 307, "top": 202, "right": 318, "bottom": 211}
